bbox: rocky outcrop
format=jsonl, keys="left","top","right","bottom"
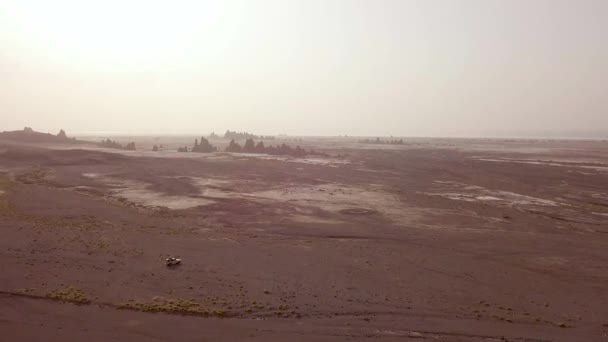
{"left": 57, "top": 129, "right": 68, "bottom": 140}
{"left": 254, "top": 141, "right": 265, "bottom": 153}
{"left": 225, "top": 139, "right": 242, "bottom": 153}
{"left": 222, "top": 138, "right": 324, "bottom": 157}
{"left": 100, "top": 139, "right": 136, "bottom": 151}
{"left": 265, "top": 143, "right": 307, "bottom": 157}
{"left": 192, "top": 137, "right": 217, "bottom": 153}
{"left": 176, "top": 136, "right": 217, "bottom": 153}
{"left": 243, "top": 138, "right": 256, "bottom": 153}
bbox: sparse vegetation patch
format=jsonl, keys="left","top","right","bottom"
{"left": 116, "top": 298, "right": 220, "bottom": 317}
{"left": 46, "top": 286, "right": 91, "bottom": 304}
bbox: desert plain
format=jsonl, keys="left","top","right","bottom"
{"left": 1, "top": 136, "right": 607, "bottom": 341}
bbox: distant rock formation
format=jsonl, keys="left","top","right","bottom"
{"left": 0, "top": 127, "right": 80, "bottom": 144}
{"left": 57, "top": 129, "right": 68, "bottom": 140}
{"left": 359, "top": 137, "right": 404, "bottom": 145}
{"left": 264, "top": 143, "right": 307, "bottom": 157}
{"left": 152, "top": 145, "right": 159, "bottom": 152}
{"left": 223, "top": 130, "right": 257, "bottom": 140}
{"left": 100, "top": 139, "right": 121, "bottom": 149}
{"left": 192, "top": 136, "right": 217, "bottom": 153}
{"left": 100, "top": 139, "right": 136, "bottom": 151}
{"left": 175, "top": 136, "right": 218, "bottom": 153}
{"left": 254, "top": 141, "right": 265, "bottom": 153}
{"left": 220, "top": 130, "right": 276, "bottom": 141}
{"left": 222, "top": 138, "right": 324, "bottom": 157}
{"left": 243, "top": 138, "right": 256, "bottom": 153}
{"left": 225, "top": 139, "right": 242, "bottom": 153}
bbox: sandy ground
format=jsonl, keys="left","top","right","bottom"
{"left": 1, "top": 138, "right": 607, "bottom": 341}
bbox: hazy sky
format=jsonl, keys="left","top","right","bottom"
{"left": 1, "top": 0, "right": 606, "bottom": 137}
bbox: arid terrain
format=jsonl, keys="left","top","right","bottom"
{"left": 1, "top": 136, "right": 607, "bottom": 341}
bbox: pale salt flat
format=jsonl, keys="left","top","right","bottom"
{"left": 475, "top": 157, "right": 608, "bottom": 173}
{"left": 191, "top": 177, "right": 425, "bottom": 226}
{"left": 82, "top": 173, "right": 215, "bottom": 209}
{"left": 428, "top": 181, "right": 559, "bottom": 207}
{"left": 81, "top": 172, "right": 427, "bottom": 226}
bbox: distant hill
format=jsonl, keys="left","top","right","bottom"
{"left": 0, "top": 127, "right": 85, "bottom": 144}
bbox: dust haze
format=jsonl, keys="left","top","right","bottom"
{"left": 1, "top": 0, "right": 607, "bottom": 137}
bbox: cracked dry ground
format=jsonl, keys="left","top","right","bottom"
{"left": 1, "top": 142, "right": 608, "bottom": 341}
